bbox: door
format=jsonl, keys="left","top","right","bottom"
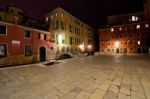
{"left": 116, "top": 48, "right": 119, "bottom": 53}
{"left": 124, "top": 48, "right": 127, "bottom": 54}
{"left": 137, "top": 48, "right": 141, "bottom": 53}
{"left": 39, "top": 47, "right": 46, "bottom": 62}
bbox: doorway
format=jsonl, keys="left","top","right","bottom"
{"left": 39, "top": 47, "right": 46, "bottom": 62}
{"left": 116, "top": 48, "right": 119, "bottom": 53}
{"left": 137, "top": 48, "right": 141, "bottom": 53}
{"left": 124, "top": 48, "right": 127, "bottom": 54}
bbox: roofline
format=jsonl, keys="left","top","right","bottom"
{"left": 0, "top": 21, "right": 49, "bottom": 33}
{"left": 99, "top": 21, "right": 150, "bottom": 30}
{"left": 45, "top": 6, "right": 93, "bottom": 29}
{"left": 108, "top": 12, "right": 143, "bottom": 18}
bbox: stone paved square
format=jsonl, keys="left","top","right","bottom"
{"left": 0, "top": 54, "right": 150, "bottom": 99}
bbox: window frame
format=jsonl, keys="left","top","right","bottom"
{"left": 0, "top": 24, "right": 7, "bottom": 36}
{"left": 24, "top": 45, "right": 32, "bottom": 56}
{"left": 0, "top": 43, "right": 7, "bottom": 58}
{"left": 24, "top": 30, "right": 32, "bottom": 39}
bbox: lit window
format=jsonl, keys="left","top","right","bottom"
{"left": 132, "top": 16, "right": 136, "bottom": 21}
{"left": 57, "top": 34, "right": 65, "bottom": 44}
{"left": 115, "top": 41, "right": 120, "bottom": 48}
{"left": 138, "top": 41, "right": 141, "bottom": 45}
{"left": 119, "top": 27, "right": 122, "bottom": 31}
{"left": 135, "top": 17, "right": 138, "bottom": 21}
{"left": 25, "top": 45, "right": 32, "bottom": 56}
{"left": 111, "top": 28, "right": 114, "bottom": 32}
{"left": 145, "top": 24, "right": 149, "bottom": 28}
{"left": 0, "top": 44, "right": 7, "bottom": 57}
{"left": 61, "top": 12, "right": 64, "bottom": 18}
{"left": 55, "top": 13, "right": 58, "bottom": 17}
{"left": 39, "top": 33, "right": 46, "bottom": 40}
{"left": 136, "top": 25, "right": 140, "bottom": 29}
{"left": 45, "top": 17, "right": 49, "bottom": 22}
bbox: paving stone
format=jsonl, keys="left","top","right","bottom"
{"left": 74, "top": 91, "right": 91, "bottom": 99}
{"left": 0, "top": 55, "right": 150, "bottom": 99}
{"left": 118, "top": 93, "right": 130, "bottom": 99}
{"left": 89, "top": 89, "right": 106, "bottom": 99}
{"left": 103, "top": 90, "right": 118, "bottom": 99}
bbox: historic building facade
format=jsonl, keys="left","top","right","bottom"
{"left": 99, "top": 21, "right": 150, "bottom": 54}
{"left": 0, "top": 6, "right": 24, "bottom": 24}
{"left": 0, "top": 5, "right": 53, "bottom": 67}
{"left": 0, "top": 21, "right": 51, "bottom": 66}
{"left": 99, "top": 0, "right": 150, "bottom": 54}
{"left": 144, "top": 0, "right": 150, "bottom": 21}
{"left": 45, "top": 7, "right": 94, "bottom": 57}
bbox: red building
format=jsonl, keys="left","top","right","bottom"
{"left": 0, "top": 21, "right": 51, "bottom": 67}
{"left": 99, "top": 21, "right": 150, "bottom": 54}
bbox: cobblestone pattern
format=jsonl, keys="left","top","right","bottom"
{"left": 0, "top": 55, "right": 150, "bottom": 99}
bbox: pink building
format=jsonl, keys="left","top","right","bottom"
{"left": 0, "top": 21, "right": 51, "bottom": 67}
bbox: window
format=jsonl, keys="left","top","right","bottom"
{"left": 44, "top": 34, "right": 47, "bottom": 40}
{"left": 0, "top": 44, "right": 7, "bottom": 57}
{"left": 136, "top": 25, "right": 140, "bottom": 29}
{"left": 0, "top": 25, "right": 6, "bottom": 35}
{"left": 55, "top": 21, "right": 59, "bottom": 29}
{"left": 145, "top": 24, "right": 149, "bottom": 28}
{"left": 55, "top": 12, "right": 58, "bottom": 17}
{"left": 69, "top": 25, "right": 72, "bottom": 32}
{"left": 61, "top": 12, "right": 64, "bottom": 18}
{"left": 70, "top": 37, "right": 73, "bottom": 45}
{"left": 131, "top": 16, "right": 138, "bottom": 22}
{"left": 119, "top": 27, "right": 122, "bottom": 31}
{"left": 120, "top": 35, "right": 122, "bottom": 38}
{"left": 25, "top": 45, "right": 32, "bottom": 56}
{"left": 39, "top": 33, "right": 46, "bottom": 40}
{"left": 111, "top": 28, "right": 114, "bottom": 32}
{"left": 61, "top": 21, "right": 64, "bottom": 29}
{"left": 24, "top": 30, "right": 31, "bottom": 38}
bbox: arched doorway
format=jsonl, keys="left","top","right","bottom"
{"left": 39, "top": 47, "right": 46, "bottom": 62}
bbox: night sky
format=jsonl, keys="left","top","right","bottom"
{"left": 0, "top": 0, "right": 143, "bottom": 29}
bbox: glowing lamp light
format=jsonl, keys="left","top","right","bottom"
{"left": 111, "top": 28, "right": 114, "bottom": 32}
{"left": 138, "top": 41, "right": 141, "bottom": 45}
{"left": 115, "top": 41, "right": 120, "bottom": 48}
{"left": 58, "top": 34, "right": 63, "bottom": 44}
{"left": 87, "top": 45, "right": 92, "bottom": 49}
{"left": 79, "top": 44, "right": 84, "bottom": 51}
